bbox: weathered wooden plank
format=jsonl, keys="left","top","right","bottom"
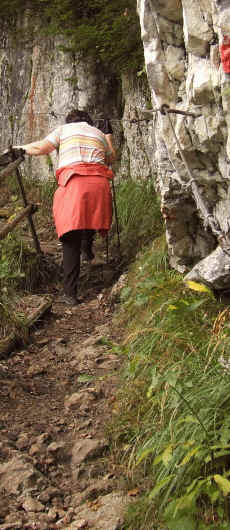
{"left": 0, "top": 296, "right": 53, "bottom": 358}
{"left": 0, "top": 157, "right": 24, "bottom": 179}
{"left": 25, "top": 297, "right": 52, "bottom": 327}
{"left": 0, "top": 208, "right": 13, "bottom": 218}
{"left": 0, "top": 204, "right": 37, "bottom": 240}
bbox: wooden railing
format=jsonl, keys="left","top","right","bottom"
{"left": 0, "top": 155, "right": 42, "bottom": 253}
{"left": 0, "top": 155, "right": 52, "bottom": 358}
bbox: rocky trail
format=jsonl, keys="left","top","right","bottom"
{"left": 0, "top": 236, "right": 130, "bottom": 530}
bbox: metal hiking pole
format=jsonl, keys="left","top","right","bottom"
{"left": 111, "top": 178, "right": 121, "bottom": 256}
{"left": 105, "top": 232, "right": 109, "bottom": 264}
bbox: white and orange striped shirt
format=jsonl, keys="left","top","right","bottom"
{"left": 46, "top": 122, "right": 110, "bottom": 169}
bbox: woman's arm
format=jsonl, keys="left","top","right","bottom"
{"left": 105, "top": 133, "right": 116, "bottom": 163}
{"left": 15, "top": 139, "right": 55, "bottom": 156}
{"left": 95, "top": 118, "right": 117, "bottom": 165}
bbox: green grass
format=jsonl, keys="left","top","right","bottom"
{"left": 109, "top": 238, "right": 230, "bottom": 529}
{"left": 0, "top": 232, "right": 39, "bottom": 292}
{"left": 0, "top": 231, "right": 41, "bottom": 340}
{"left": 111, "top": 178, "right": 162, "bottom": 262}
{"left": 34, "top": 177, "right": 57, "bottom": 210}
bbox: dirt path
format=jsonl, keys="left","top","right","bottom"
{"left": 0, "top": 240, "right": 129, "bottom": 530}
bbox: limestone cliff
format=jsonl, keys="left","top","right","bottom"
{"left": 0, "top": 12, "right": 152, "bottom": 183}
{"left": 0, "top": 13, "right": 123, "bottom": 179}
{"left": 137, "top": 0, "right": 230, "bottom": 276}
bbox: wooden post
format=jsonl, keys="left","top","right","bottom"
{"left": 14, "top": 166, "right": 42, "bottom": 255}
{"left": 3, "top": 148, "right": 42, "bottom": 255}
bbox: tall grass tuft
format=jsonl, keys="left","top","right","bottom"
{"left": 0, "top": 232, "right": 39, "bottom": 292}
{"left": 110, "top": 238, "right": 230, "bottom": 529}
{"left": 111, "top": 178, "right": 162, "bottom": 262}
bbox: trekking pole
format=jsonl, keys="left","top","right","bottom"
{"left": 105, "top": 232, "right": 109, "bottom": 264}
{"left": 111, "top": 178, "right": 121, "bottom": 255}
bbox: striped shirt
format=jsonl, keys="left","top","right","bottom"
{"left": 46, "top": 122, "right": 110, "bottom": 169}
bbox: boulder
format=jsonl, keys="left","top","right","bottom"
{"left": 184, "top": 245, "right": 230, "bottom": 290}
{"left": 0, "top": 454, "right": 47, "bottom": 496}
{"left": 72, "top": 438, "right": 108, "bottom": 467}
{"left": 65, "top": 492, "right": 129, "bottom": 530}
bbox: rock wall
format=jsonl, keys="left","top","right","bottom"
{"left": 137, "top": 0, "right": 230, "bottom": 271}
{"left": 2, "top": 2, "right": 230, "bottom": 272}
{"left": 0, "top": 13, "right": 152, "bottom": 183}
{"left": 119, "top": 73, "right": 155, "bottom": 180}
{"left": 0, "top": 13, "right": 123, "bottom": 179}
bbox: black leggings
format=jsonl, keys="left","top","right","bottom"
{"left": 60, "top": 229, "right": 95, "bottom": 297}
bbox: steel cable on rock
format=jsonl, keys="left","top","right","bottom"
{"left": 159, "top": 103, "right": 230, "bottom": 254}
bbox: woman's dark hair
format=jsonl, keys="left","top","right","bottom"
{"left": 65, "top": 109, "right": 93, "bottom": 125}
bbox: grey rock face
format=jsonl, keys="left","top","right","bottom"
{"left": 136, "top": 0, "right": 230, "bottom": 286}
{"left": 0, "top": 21, "right": 122, "bottom": 179}
{"left": 0, "top": 16, "right": 154, "bottom": 185}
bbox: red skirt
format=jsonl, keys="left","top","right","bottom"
{"left": 53, "top": 175, "right": 112, "bottom": 239}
